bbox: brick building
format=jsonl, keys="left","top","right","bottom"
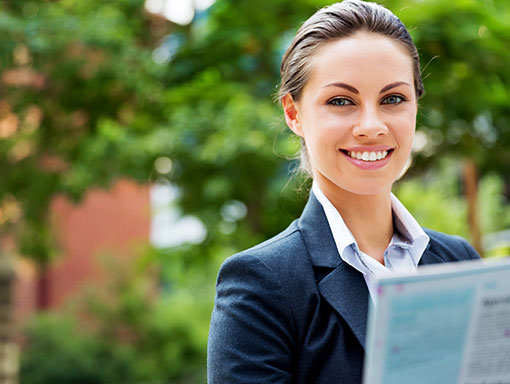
{"left": 12, "top": 179, "right": 151, "bottom": 322}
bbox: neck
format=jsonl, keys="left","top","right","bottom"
{"left": 317, "top": 181, "right": 394, "bottom": 264}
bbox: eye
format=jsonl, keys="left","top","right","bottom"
{"left": 327, "top": 97, "right": 354, "bottom": 107}
{"left": 381, "top": 95, "right": 406, "bottom": 105}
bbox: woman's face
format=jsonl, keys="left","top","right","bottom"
{"left": 282, "top": 32, "right": 417, "bottom": 199}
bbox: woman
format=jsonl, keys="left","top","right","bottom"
{"left": 207, "top": 1, "right": 480, "bottom": 383}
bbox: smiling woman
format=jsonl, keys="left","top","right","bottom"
{"left": 282, "top": 32, "right": 417, "bottom": 205}
{"left": 207, "top": 1, "right": 480, "bottom": 383}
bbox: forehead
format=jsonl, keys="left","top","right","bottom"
{"left": 306, "top": 32, "right": 414, "bottom": 88}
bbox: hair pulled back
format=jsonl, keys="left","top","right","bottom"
{"left": 279, "top": 0, "right": 423, "bottom": 101}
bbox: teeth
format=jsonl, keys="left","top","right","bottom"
{"left": 347, "top": 150, "right": 389, "bottom": 162}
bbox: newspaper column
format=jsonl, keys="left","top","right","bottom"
{"left": 0, "top": 255, "right": 18, "bottom": 384}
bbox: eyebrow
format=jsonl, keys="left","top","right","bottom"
{"left": 323, "top": 81, "right": 411, "bottom": 94}
{"left": 324, "top": 82, "right": 359, "bottom": 94}
{"left": 379, "top": 81, "right": 411, "bottom": 93}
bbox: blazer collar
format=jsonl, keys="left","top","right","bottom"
{"left": 419, "top": 234, "right": 448, "bottom": 265}
{"left": 297, "top": 193, "right": 446, "bottom": 350}
{"left": 298, "top": 193, "right": 369, "bottom": 348}
{"left": 298, "top": 193, "right": 341, "bottom": 268}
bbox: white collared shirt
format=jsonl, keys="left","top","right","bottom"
{"left": 312, "top": 181, "right": 430, "bottom": 300}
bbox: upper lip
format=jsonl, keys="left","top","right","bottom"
{"left": 341, "top": 145, "right": 394, "bottom": 152}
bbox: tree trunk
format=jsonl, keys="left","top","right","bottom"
{"left": 462, "top": 159, "right": 483, "bottom": 257}
{"left": 36, "top": 262, "right": 51, "bottom": 310}
{"left": 0, "top": 254, "right": 19, "bottom": 384}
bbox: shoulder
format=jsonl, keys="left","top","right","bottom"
{"left": 424, "top": 228, "right": 481, "bottom": 262}
{"left": 219, "top": 220, "right": 311, "bottom": 280}
{"left": 208, "top": 224, "right": 306, "bottom": 383}
{"left": 214, "top": 219, "right": 317, "bottom": 325}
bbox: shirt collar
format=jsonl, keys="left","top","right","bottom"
{"left": 311, "top": 181, "right": 356, "bottom": 255}
{"left": 311, "top": 181, "right": 429, "bottom": 267}
{"left": 390, "top": 193, "right": 429, "bottom": 265}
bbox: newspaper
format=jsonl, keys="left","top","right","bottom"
{"left": 363, "top": 258, "right": 510, "bottom": 384}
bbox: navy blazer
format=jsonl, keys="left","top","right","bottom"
{"left": 207, "top": 193, "right": 480, "bottom": 383}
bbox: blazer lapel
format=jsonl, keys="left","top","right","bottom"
{"left": 298, "top": 193, "right": 369, "bottom": 349}
{"left": 317, "top": 263, "right": 369, "bottom": 348}
{"left": 418, "top": 238, "right": 447, "bottom": 265}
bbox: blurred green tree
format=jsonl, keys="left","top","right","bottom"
{"left": 2, "top": 0, "right": 509, "bottom": 305}
{"left": 0, "top": 0, "right": 315, "bottom": 308}
{"left": 20, "top": 252, "right": 211, "bottom": 384}
{"left": 3, "top": 0, "right": 508, "bottom": 382}
{"left": 387, "top": 0, "right": 510, "bottom": 253}
{"left": 1, "top": 0, "right": 170, "bottom": 307}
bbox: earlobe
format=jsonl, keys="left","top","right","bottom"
{"left": 281, "top": 94, "right": 304, "bottom": 137}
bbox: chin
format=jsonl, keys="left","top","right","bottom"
{"left": 344, "top": 185, "right": 392, "bottom": 197}
{"left": 315, "top": 169, "right": 398, "bottom": 197}
{"left": 323, "top": 178, "right": 392, "bottom": 198}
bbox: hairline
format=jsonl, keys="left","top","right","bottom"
{"left": 283, "top": 34, "right": 423, "bottom": 103}
{"left": 290, "top": 30, "right": 420, "bottom": 103}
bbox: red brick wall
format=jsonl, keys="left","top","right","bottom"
{"left": 12, "top": 179, "right": 151, "bottom": 321}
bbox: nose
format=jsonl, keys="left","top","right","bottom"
{"left": 352, "top": 105, "right": 388, "bottom": 138}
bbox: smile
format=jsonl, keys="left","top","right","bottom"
{"left": 340, "top": 148, "right": 394, "bottom": 170}
{"left": 344, "top": 150, "right": 392, "bottom": 162}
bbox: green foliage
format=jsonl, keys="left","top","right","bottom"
{"left": 396, "top": 160, "right": 510, "bottom": 244}
{"left": 386, "top": 0, "right": 510, "bottom": 176}
{"left": 3, "top": 0, "right": 509, "bottom": 265}
{"left": 478, "top": 174, "right": 510, "bottom": 258}
{"left": 1, "top": 0, "right": 166, "bottom": 265}
{"left": 20, "top": 314, "right": 137, "bottom": 384}
{"left": 160, "top": 69, "right": 304, "bottom": 241}
{"left": 395, "top": 163, "right": 469, "bottom": 238}
{"left": 20, "top": 251, "right": 211, "bottom": 384}
{"left": 4, "top": 0, "right": 510, "bottom": 380}
{"left": 479, "top": 174, "right": 510, "bottom": 235}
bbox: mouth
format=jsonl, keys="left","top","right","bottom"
{"left": 340, "top": 148, "right": 394, "bottom": 162}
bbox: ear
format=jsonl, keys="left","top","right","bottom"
{"left": 281, "top": 94, "right": 304, "bottom": 137}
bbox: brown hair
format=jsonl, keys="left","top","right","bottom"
{"left": 278, "top": 0, "right": 423, "bottom": 174}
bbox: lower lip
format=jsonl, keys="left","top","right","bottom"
{"left": 341, "top": 151, "right": 393, "bottom": 170}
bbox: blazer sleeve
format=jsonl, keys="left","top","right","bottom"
{"left": 207, "top": 252, "right": 295, "bottom": 383}
{"left": 459, "top": 236, "right": 481, "bottom": 260}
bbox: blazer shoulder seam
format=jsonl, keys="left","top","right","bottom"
{"left": 241, "top": 225, "right": 302, "bottom": 256}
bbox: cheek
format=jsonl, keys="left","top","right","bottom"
{"left": 308, "top": 127, "right": 348, "bottom": 158}
{"left": 306, "top": 113, "right": 351, "bottom": 142}
{"left": 394, "top": 114, "right": 416, "bottom": 144}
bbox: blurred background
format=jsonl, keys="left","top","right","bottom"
{"left": 0, "top": 0, "right": 509, "bottom": 382}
